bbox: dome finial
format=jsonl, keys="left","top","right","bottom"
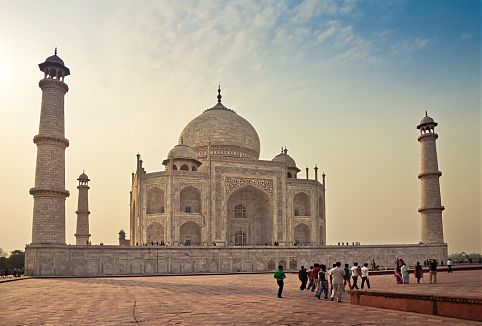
{"left": 425, "top": 110, "right": 428, "bottom": 117}
{"left": 54, "top": 47, "right": 57, "bottom": 55}
{"left": 217, "top": 85, "right": 222, "bottom": 103}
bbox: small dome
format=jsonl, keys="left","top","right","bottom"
{"left": 168, "top": 144, "right": 198, "bottom": 160}
{"left": 118, "top": 229, "right": 126, "bottom": 234}
{"left": 420, "top": 115, "right": 434, "bottom": 125}
{"left": 417, "top": 112, "right": 438, "bottom": 129}
{"left": 78, "top": 172, "right": 89, "bottom": 181}
{"left": 272, "top": 152, "right": 298, "bottom": 170}
{"left": 45, "top": 54, "right": 65, "bottom": 66}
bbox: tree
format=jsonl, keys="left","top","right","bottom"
{"left": 7, "top": 250, "right": 25, "bottom": 270}
{"left": 0, "top": 249, "right": 25, "bottom": 272}
{"left": 0, "top": 247, "right": 7, "bottom": 271}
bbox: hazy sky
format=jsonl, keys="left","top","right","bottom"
{"left": 0, "top": 0, "right": 480, "bottom": 254}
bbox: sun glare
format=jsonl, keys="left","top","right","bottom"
{"left": 0, "top": 56, "right": 8, "bottom": 88}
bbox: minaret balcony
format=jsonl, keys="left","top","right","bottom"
{"left": 29, "top": 188, "right": 69, "bottom": 198}
{"left": 418, "top": 171, "right": 442, "bottom": 179}
{"left": 33, "top": 134, "right": 69, "bottom": 148}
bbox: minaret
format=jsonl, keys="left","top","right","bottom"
{"left": 75, "top": 172, "right": 91, "bottom": 245}
{"left": 30, "top": 49, "right": 70, "bottom": 244}
{"left": 417, "top": 112, "right": 444, "bottom": 244}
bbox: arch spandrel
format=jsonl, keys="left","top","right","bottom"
{"left": 224, "top": 177, "right": 273, "bottom": 199}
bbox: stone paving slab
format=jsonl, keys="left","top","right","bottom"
{"left": 1, "top": 270, "right": 480, "bottom": 325}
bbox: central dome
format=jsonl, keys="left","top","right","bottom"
{"left": 179, "top": 90, "right": 260, "bottom": 160}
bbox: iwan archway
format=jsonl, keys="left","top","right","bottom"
{"left": 227, "top": 185, "right": 272, "bottom": 245}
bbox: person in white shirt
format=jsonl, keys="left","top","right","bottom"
{"left": 361, "top": 263, "right": 371, "bottom": 289}
{"left": 447, "top": 259, "right": 453, "bottom": 273}
{"left": 350, "top": 262, "right": 360, "bottom": 289}
{"left": 329, "top": 262, "right": 345, "bottom": 302}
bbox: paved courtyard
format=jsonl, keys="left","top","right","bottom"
{"left": 1, "top": 270, "right": 480, "bottom": 325}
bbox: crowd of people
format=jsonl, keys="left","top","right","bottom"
{"left": 274, "top": 256, "right": 452, "bottom": 299}
{"left": 394, "top": 257, "right": 446, "bottom": 284}
{"left": 274, "top": 261, "right": 372, "bottom": 301}
{"left": 0, "top": 267, "right": 24, "bottom": 279}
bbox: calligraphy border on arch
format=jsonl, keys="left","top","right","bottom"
{"left": 224, "top": 177, "right": 273, "bottom": 197}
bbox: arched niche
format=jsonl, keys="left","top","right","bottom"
{"left": 146, "top": 222, "right": 164, "bottom": 243}
{"left": 147, "top": 187, "right": 164, "bottom": 214}
{"left": 294, "top": 223, "right": 311, "bottom": 245}
{"left": 179, "top": 221, "right": 201, "bottom": 245}
{"left": 180, "top": 186, "right": 201, "bottom": 213}
{"left": 293, "top": 192, "right": 311, "bottom": 216}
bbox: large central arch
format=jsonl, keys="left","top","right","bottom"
{"left": 227, "top": 185, "right": 271, "bottom": 245}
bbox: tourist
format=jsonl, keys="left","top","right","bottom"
{"left": 343, "top": 263, "right": 351, "bottom": 291}
{"left": 298, "top": 266, "right": 308, "bottom": 290}
{"left": 394, "top": 261, "right": 403, "bottom": 284}
{"left": 307, "top": 266, "right": 314, "bottom": 290}
{"left": 429, "top": 259, "right": 438, "bottom": 284}
{"left": 274, "top": 265, "right": 286, "bottom": 298}
{"left": 447, "top": 258, "right": 453, "bottom": 273}
{"left": 415, "top": 261, "right": 423, "bottom": 283}
{"left": 350, "top": 262, "right": 360, "bottom": 289}
{"left": 312, "top": 263, "right": 320, "bottom": 293}
{"left": 328, "top": 263, "right": 336, "bottom": 297}
{"left": 329, "top": 262, "right": 344, "bottom": 302}
{"left": 361, "top": 263, "right": 371, "bottom": 289}
{"left": 316, "top": 264, "right": 329, "bottom": 299}
{"left": 400, "top": 262, "right": 409, "bottom": 284}
{"left": 371, "top": 259, "right": 379, "bottom": 271}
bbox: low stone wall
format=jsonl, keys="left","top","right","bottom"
{"left": 25, "top": 243, "right": 447, "bottom": 276}
{"left": 350, "top": 291, "right": 482, "bottom": 322}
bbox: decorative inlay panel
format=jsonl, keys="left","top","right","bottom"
{"left": 224, "top": 177, "right": 273, "bottom": 197}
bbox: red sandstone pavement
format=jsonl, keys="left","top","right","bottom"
{"left": 0, "top": 270, "right": 480, "bottom": 325}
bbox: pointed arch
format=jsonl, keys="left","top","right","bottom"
{"left": 294, "top": 223, "right": 311, "bottom": 245}
{"left": 180, "top": 186, "right": 201, "bottom": 213}
{"left": 294, "top": 192, "right": 311, "bottom": 216}
{"left": 147, "top": 187, "right": 164, "bottom": 214}
{"left": 180, "top": 221, "right": 201, "bottom": 245}
{"left": 146, "top": 222, "right": 164, "bottom": 243}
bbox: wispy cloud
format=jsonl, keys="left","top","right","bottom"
{"left": 461, "top": 32, "right": 472, "bottom": 40}
{"left": 391, "top": 37, "right": 431, "bottom": 54}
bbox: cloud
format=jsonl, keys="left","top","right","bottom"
{"left": 461, "top": 32, "right": 472, "bottom": 40}
{"left": 391, "top": 37, "right": 431, "bottom": 55}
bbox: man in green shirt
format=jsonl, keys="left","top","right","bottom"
{"left": 274, "top": 265, "right": 286, "bottom": 298}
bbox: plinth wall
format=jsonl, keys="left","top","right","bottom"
{"left": 25, "top": 243, "right": 447, "bottom": 276}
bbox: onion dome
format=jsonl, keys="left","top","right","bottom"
{"left": 178, "top": 86, "right": 260, "bottom": 159}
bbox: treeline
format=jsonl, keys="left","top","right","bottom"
{"left": 0, "top": 250, "right": 25, "bottom": 271}
{"left": 448, "top": 252, "right": 481, "bottom": 263}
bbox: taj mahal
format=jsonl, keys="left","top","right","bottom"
{"left": 130, "top": 86, "right": 326, "bottom": 248}
{"left": 25, "top": 50, "right": 447, "bottom": 276}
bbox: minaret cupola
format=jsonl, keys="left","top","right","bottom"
{"left": 38, "top": 48, "right": 70, "bottom": 80}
